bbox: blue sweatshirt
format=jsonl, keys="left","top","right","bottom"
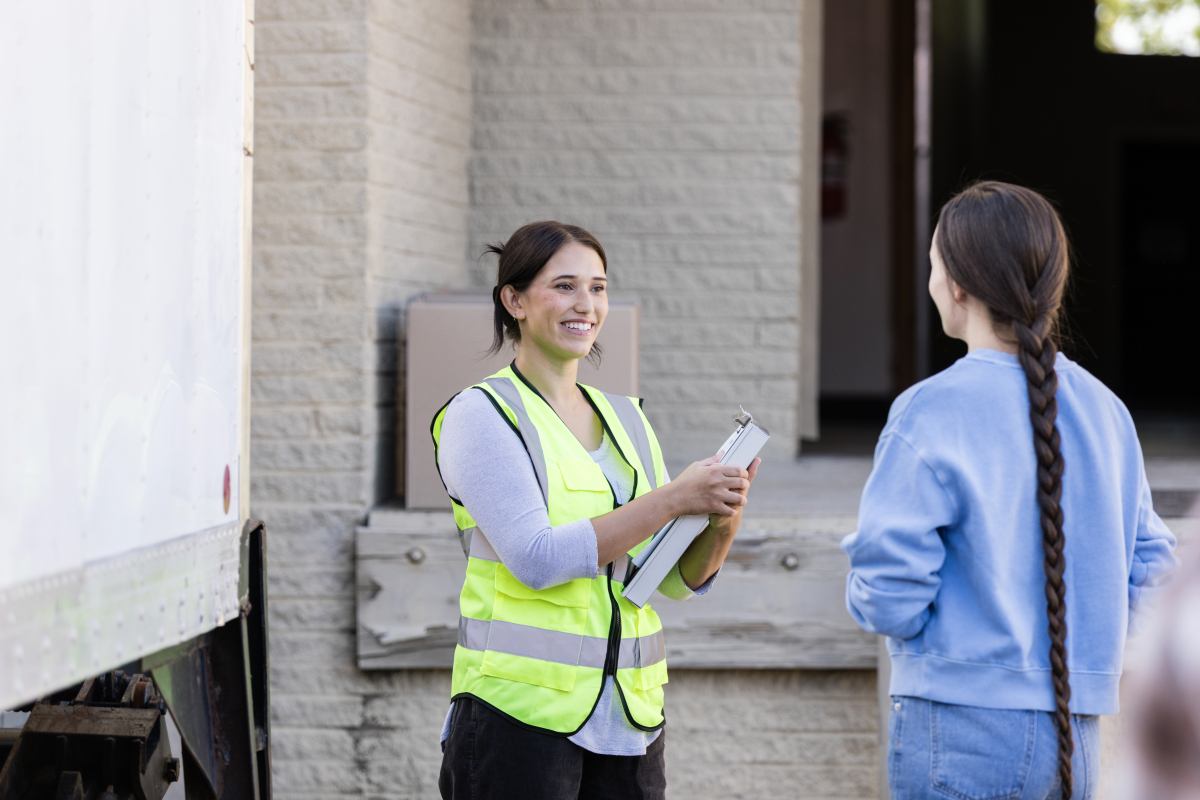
{"left": 841, "top": 349, "right": 1177, "bottom": 715}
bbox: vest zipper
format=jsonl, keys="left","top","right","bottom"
{"left": 603, "top": 562, "right": 621, "bottom": 677}
{"left": 510, "top": 370, "right": 637, "bottom": 681}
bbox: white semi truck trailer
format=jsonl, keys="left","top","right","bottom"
{"left": 0, "top": 3, "right": 270, "bottom": 798}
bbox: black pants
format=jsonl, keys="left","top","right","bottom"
{"left": 439, "top": 697, "right": 667, "bottom": 800}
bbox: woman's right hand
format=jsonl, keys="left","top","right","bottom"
{"left": 667, "top": 454, "right": 750, "bottom": 517}
{"left": 591, "top": 452, "right": 750, "bottom": 566}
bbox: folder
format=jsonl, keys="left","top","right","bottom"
{"left": 620, "top": 409, "right": 770, "bottom": 608}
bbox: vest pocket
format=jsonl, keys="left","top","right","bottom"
{"left": 494, "top": 569, "right": 592, "bottom": 610}
{"left": 557, "top": 458, "right": 612, "bottom": 492}
{"left": 635, "top": 660, "right": 668, "bottom": 691}
{"left": 480, "top": 570, "right": 592, "bottom": 693}
{"left": 480, "top": 647, "right": 580, "bottom": 693}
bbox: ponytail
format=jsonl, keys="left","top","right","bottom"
{"left": 484, "top": 243, "right": 510, "bottom": 354}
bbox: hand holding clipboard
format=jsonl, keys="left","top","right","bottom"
{"left": 621, "top": 408, "right": 770, "bottom": 608}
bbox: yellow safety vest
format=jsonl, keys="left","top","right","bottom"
{"left": 431, "top": 363, "right": 670, "bottom": 734}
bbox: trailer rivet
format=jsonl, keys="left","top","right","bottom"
{"left": 782, "top": 553, "right": 800, "bottom": 571}
{"left": 407, "top": 547, "right": 426, "bottom": 565}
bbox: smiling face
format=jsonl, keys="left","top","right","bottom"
{"left": 501, "top": 241, "right": 608, "bottom": 365}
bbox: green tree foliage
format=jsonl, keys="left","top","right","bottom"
{"left": 1095, "top": 0, "right": 1200, "bottom": 55}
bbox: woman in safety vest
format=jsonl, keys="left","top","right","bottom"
{"left": 435, "top": 220, "right": 760, "bottom": 800}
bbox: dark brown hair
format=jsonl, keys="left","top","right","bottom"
{"left": 485, "top": 221, "right": 607, "bottom": 362}
{"left": 935, "top": 181, "right": 1073, "bottom": 796}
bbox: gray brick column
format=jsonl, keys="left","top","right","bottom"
{"left": 251, "top": 0, "right": 471, "bottom": 795}
{"left": 469, "top": 0, "right": 813, "bottom": 464}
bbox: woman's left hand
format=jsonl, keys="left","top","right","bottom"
{"left": 678, "top": 456, "right": 761, "bottom": 589}
{"left": 706, "top": 456, "right": 760, "bottom": 537}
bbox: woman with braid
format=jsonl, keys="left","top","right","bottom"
{"left": 842, "top": 181, "right": 1177, "bottom": 799}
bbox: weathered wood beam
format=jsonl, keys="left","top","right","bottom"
{"left": 356, "top": 512, "right": 876, "bottom": 670}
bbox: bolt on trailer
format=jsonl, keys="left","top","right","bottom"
{"left": 0, "top": 2, "right": 269, "bottom": 798}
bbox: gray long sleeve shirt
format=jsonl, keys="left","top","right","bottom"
{"left": 437, "top": 388, "right": 711, "bottom": 754}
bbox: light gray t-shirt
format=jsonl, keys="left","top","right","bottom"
{"left": 437, "top": 388, "right": 712, "bottom": 755}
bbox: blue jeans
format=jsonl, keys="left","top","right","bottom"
{"left": 888, "top": 697, "right": 1101, "bottom": 800}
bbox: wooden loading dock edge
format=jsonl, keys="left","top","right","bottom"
{"left": 355, "top": 511, "right": 876, "bottom": 671}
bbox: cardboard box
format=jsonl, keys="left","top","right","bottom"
{"left": 403, "top": 292, "right": 639, "bottom": 508}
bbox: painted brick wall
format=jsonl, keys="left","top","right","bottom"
{"left": 269, "top": 668, "right": 878, "bottom": 799}
{"left": 469, "top": 0, "right": 809, "bottom": 463}
{"left": 668, "top": 670, "right": 878, "bottom": 799}
{"left": 251, "top": 0, "right": 472, "bottom": 795}
{"left": 365, "top": 0, "right": 474, "bottom": 500}
{"left": 252, "top": 1, "right": 873, "bottom": 797}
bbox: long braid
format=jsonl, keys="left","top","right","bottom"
{"left": 1014, "top": 313, "right": 1072, "bottom": 798}
{"left": 936, "top": 180, "right": 1073, "bottom": 798}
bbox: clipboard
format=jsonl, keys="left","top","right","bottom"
{"left": 620, "top": 408, "right": 769, "bottom": 608}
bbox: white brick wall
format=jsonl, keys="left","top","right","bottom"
{"left": 667, "top": 670, "right": 878, "bottom": 799}
{"left": 468, "top": 0, "right": 810, "bottom": 463}
{"left": 253, "top": 2, "right": 876, "bottom": 798}
{"left": 252, "top": 0, "right": 471, "bottom": 795}
{"left": 267, "top": 665, "right": 877, "bottom": 799}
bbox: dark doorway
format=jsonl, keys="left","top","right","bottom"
{"left": 924, "top": 0, "right": 1200, "bottom": 413}
{"left": 816, "top": 0, "right": 1200, "bottom": 452}
{"left": 1119, "top": 140, "right": 1200, "bottom": 410}
{"left": 811, "top": 0, "right": 917, "bottom": 454}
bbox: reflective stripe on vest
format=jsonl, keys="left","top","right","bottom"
{"left": 457, "top": 616, "right": 666, "bottom": 670}
{"left": 612, "top": 553, "right": 631, "bottom": 584}
{"left": 466, "top": 527, "right": 498, "bottom": 562}
{"left": 602, "top": 393, "right": 658, "bottom": 490}
{"left": 483, "top": 376, "right": 550, "bottom": 505}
